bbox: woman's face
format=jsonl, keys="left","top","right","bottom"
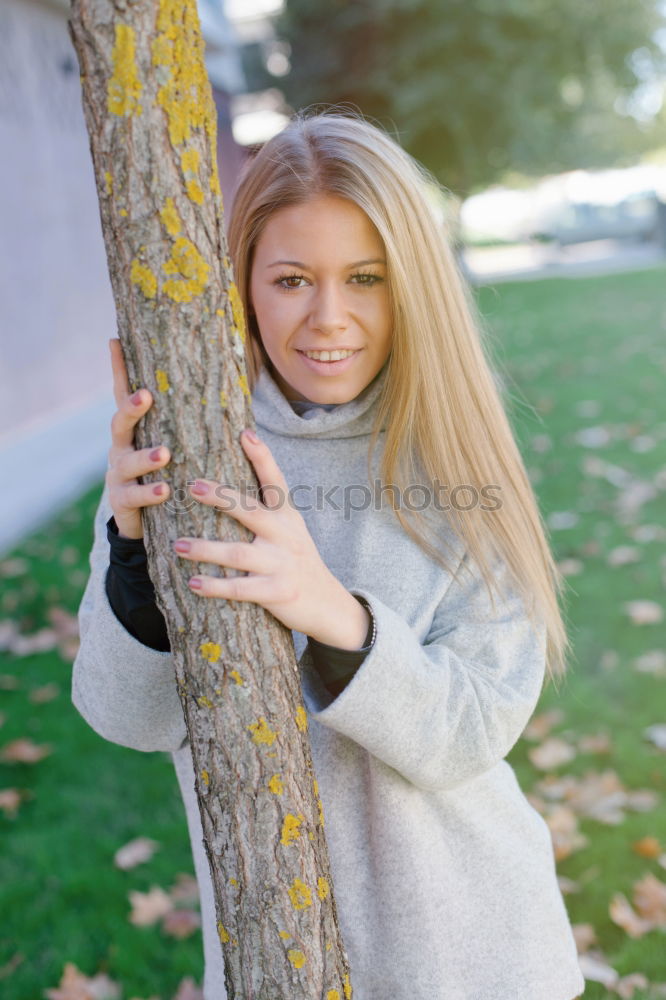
{"left": 248, "top": 194, "right": 392, "bottom": 404}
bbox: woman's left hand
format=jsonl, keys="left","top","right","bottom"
{"left": 172, "top": 429, "right": 369, "bottom": 649}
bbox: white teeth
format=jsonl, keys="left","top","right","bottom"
{"left": 303, "top": 349, "right": 356, "bottom": 362}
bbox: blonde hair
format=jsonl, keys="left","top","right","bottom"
{"left": 227, "top": 106, "right": 571, "bottom": 689}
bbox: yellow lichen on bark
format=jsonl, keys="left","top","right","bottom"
{"left": 295, "top": 706, "right": 308, "bottom": 732}
{"left": 162, "top": 237, "right": 210, "bottom": 302}
{"left": 247, "top": 716, "right": 278, "bottom": 746}
{"left": 104, "top": 171, "right": 113, "bottom": 195}
{"left": 237, "top": 373, "right": 250, "bottom": 397}
{"left": 200, "top": 641, "right": 222, "bottom": 663}
{"left": 155, "top": 369, "right": 170, "bottom": 392}
{"left": 327, "top": 991, "right": 340, "bottom": 1000}
{"left": 228, "top": 283, "right": 246, "bottom": 343}
{"left": 108, "top": 24, "right": 142, "bottom": 117}
{"left": 287, "top": 877, "right": 312, "bottom": 910}
{"left": 229, "top": 669, "right": 243, "bottom": 685}
{"left": 130, "top": 259, "right": 157, "bottom": 299}
{"left": 186, "top": 179, "right": 205, "bottom": 204}
{"left": 217, "top": 921, "right": 230, "bottom": 943}
{"left": 160, "top": 197, "right": 182, "bottom": 236}
{"left": 268, "top": 774, "right": 284, "bottom": 795}
{"left": 317, "top": 877, "right": 330, "bottom": 900}
{"left": 343, "top": 974, "right": 352, "bottom": 997}
{"left": 287, "top": 950, "right": 306, "bottom": 969}
{"left": 151, "top": 0, "right": 222, "bottom": 199}
{"left": 278, "top": 930, "right": 291, "bottom": 940}
{"left": 280, "top": 812, "right": 305, "bottom": 846}
{"left": 201, "top": 769, "right": 209, "bottom": 786}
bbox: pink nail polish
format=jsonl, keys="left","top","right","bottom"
{"left": 191, "top": 481, "right": 207, "bottom": 495}
{"left": 189, "top": 578, "right": 202, "bottom": 589}
{"left": 244, "top": 429, "right": 259, "bottom": 444}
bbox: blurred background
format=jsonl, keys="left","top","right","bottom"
{"left": 1, "top": 1, "right": 665, "bottom": 998}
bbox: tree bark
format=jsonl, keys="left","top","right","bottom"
{"left": 68, "top": 2, "right": 352, "bottom": 997}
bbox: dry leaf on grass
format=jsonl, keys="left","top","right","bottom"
{"left": 522, "top": 708, "right": 565, "bottom": 742}
{"left": 557, "top": 558, "right": 583, "bottom": 576}
{"left": 43, "top": 962, "right": 121, "bottom": 1000}
{"left": 527, "top": 736, "right": 577, "bottom": 771}
{"left": 644, "top": 724, "right": 666, "bottom": 751}
{"left": 543, "top": 804, "right": 589, "bottom": 861}
{"left": 615, "top": 972, "right": 650, "bottom": 998}
{"left": 128, "top": 886, "right": 173, "bottom": 926}
{"left": 607, "top": 546, "right": 640, "bottom": 567}
{"left": 577, "top": 732, "right": 612, "bottom": 754}
{"left": 171, "top": 978, "right": 204, "bottom": 1000}
{"left": 0, "top": 788, "right": 25, "bottom": 818}
{"left": 29, "top": 683, "right": 60, "bottom": 704}
{"left": 169, "top": 873, "right": 200, "bottom": 904}
{"left": 533, "top": 769, "right": 658, "bottom": 825}
{"left": 571, "top": 922, "right": 597, "bottom": 952}
{"left": 633, "top": 650, "right": 666, "bottom": 678}
{"left": 114, "top": 837, "right": 160, "bottom": 871}
{"left": 161, "top": 908, "right": 201, "bottom": 939}
{"left": 609, "top": 894, "right": 655, "bottom": 938}
{"left": 0, "top": 738, "right": 53, "bottom": 764}
{"left": 577, "top": 950, "right": 619, "bottom": 987}
{"left": 632, "top": 872, "right": 666, "bottom": 925}
{"left": 623, "top": 600, "right": 663, "bottom": 625}
{"left": 632, "top": 836, "right": 662, "bottom": 859}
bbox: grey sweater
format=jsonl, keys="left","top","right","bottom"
{"left": 72, "top": 362, "right": 585, "bottom": 1000}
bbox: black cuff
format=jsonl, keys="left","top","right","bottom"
{"left": 105, "top": 516, "right": 171, "bottom": 652}
{"left": 307, "top": 596, "right": 375, "bottom": 694}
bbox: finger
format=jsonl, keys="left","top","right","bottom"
{"left": 116, "top": 481, "right": 171, "bottom": 510}
{"left": 189, "top": 480, "right": 278, "bottom": 539}
{"left": 188, "top": 572, "right": 283, "bottom": 605}
{"left": 109, "top": 338, "right": 131, "bottom": 409}
{"left": 108, "top": 443, "right": 171, "bottom": 481}
{"left": 173, "top": 538, "right": 273, "bottom": 576}
{"left": 240, "top": 430, "right": 290, "bottom": 511}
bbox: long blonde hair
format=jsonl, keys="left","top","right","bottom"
{"left": 227, "top": 106, "right": 571, "bottom": 689}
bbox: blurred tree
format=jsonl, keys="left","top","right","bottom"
{"left": 249, "top": 0, "right": 666, "bottom": 194}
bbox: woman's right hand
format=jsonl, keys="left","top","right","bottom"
{"left": 107, "top": 338, "right": 171, "bottom": 540}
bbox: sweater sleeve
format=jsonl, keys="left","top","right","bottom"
{"left": 71, "top": 484, "right": 189, "bottom": 753}
{"left": 299, "top": 550, "right": 548, "bottom": 793}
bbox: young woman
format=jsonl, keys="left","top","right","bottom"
{"left": 72, "top": 108, "right": 585, "bottom": 999}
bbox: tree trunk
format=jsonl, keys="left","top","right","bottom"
{"left": 68, "top": 2, "right": 352, "bottom": 996}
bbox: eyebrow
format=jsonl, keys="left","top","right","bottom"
{"left": 266, "top": 258, "right": 387, "bottom": 269}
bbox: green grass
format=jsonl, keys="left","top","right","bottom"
{"left": 1, "top": 265, "right": 665, "bottom": 998}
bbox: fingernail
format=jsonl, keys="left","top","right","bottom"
{"left": 149, "top": 448, "right": 162, "bottom": 461}
{"left": 244, "top": 428, "right": 259, "bottom": 444}
{"left": 153, "top": 484, "right": 165, "bottom": 495}
{"left": 174, "top": 540, "right": 191, "bottom": 553}
{"left": 191, "top": 481, "right": 208, "bottom": 495}
{"left": 188, "top": 578, "right": 202, "bottom": 589}
{"left": 130, "top": 391, "right": 143, "bottom": 405}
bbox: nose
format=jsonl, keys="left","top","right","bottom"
{"left": 309, "top": 280, "right": 348, "bottom": 334}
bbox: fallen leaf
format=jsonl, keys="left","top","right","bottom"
{"left": 114, "top": 837, "right": 160, "bottom": 871}
{"left": 557, "top": 558, "right": 583, "bottom": 576}
{"left": 527, "top": 736, "right": 577, "bottom": 771}
{"left": 633, "top": 650, "right": 666, "bottom": 678}
{"left": 547, "top": 511, "right": 580, "bottom": 530}
{"left": 169, "top": 873, "right": 200, "bottom": 904}
{"left": 615, "top": 972, "right": 650, "bottom": 998}
{"left": 644, "top": 724, "right": 666, "bottom": 751}
{"left": 0, "top": 739, "right": 53, "bottom": 764}
{"left": 574, "top": 426, "right": 611, "bottom": 448}
{"left": 43, "top": 962, "right": 121, "bottom": 1000}
{"left": 607, "top": 546, "right": 639, "bottom": 567}
{"left": 623, "top": 600, "right": 663, "bottom": 625}
{"left": 609, "top": 893, "right": 654, "bottom": 938}
{"left": 542, "top": 804, "right": 588, "bottom": 861}
{"left": 171, "top": 978, "right": 204, "bottom": 1000}
{"left": 557, "top": 874, "right": 581, "bottom": 895}
{"left": 161, "top": 908, "right": 201, "bottom": 939}
{"left": 577, "top": 732, "right": 612, "bottom": 755}
{"left": 577, "top": 950, "right": 619, "bottom": 987}
{"left": 571, "top": 922, "right": 597, "bottom": 953}
{"left": 632, "top": 836, "right": 662, "bottom": 859}
{"left": 29, "top": 683, "right": 60, "bottom": 704}
{"left": 632, "top": 872, "right": 666, "bottom": 925}
{"left": 0, "top": 788, "right": 23, "bottom": 818}
{"left": 128, "top": 886, "right": 173, "bottom": 927}
{"left": 522, "top": 708, "right": 565, "bottom": 742}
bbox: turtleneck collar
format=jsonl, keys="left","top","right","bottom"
{"left": 252, "top": 361, "right": 389, "bottom": 440}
